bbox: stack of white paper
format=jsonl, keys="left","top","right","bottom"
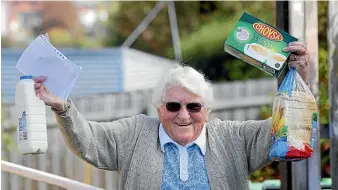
{"left": 16, "top": 34, "right": 82, "bottom": 100}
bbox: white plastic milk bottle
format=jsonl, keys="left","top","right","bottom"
{"left": 15, "top": 75, "right": 48, "bottom": 155}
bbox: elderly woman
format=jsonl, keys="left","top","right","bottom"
{"left": 34, "top": 41, "right": 309, "bottom": 189}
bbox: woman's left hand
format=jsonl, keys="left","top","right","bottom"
{"left": 283, "top": 41, "right": 310, "bottom": 82}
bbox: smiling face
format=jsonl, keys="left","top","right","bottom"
{"left": 157, "top": 86, "right": 209, "bottom": 146}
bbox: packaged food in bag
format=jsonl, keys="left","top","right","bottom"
{"left": 269, "top": 68, "right": 318, "bottom": 161}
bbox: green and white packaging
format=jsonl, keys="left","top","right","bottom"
{"left": 224, "top": 12, "right": 298, "bottom": 77}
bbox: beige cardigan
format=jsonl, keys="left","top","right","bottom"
{"left": 54, "top": 100, "right": 272, "bottom": 190}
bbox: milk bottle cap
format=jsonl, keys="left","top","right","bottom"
{"left": 20, "top": 75, "right": 33, "bottom": 80}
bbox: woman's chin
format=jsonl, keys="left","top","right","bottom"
{"left": 175, "top": 134, "right": 193, "bottom": 145}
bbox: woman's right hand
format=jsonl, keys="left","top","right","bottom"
{"left": 34, "top": 76, "right": 66, "bottom": 111}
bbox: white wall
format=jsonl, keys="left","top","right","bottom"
{"left": 122, "top": 48, "right": 177, "bottom": 92}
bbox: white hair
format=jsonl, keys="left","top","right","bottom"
{"left": 152, "top": 64, "right": 214, "bottom": 110}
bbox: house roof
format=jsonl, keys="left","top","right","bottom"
{"left": 1, "top": 47, "right": 175, "bottom": 103}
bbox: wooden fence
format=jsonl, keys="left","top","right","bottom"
{"left": 1, "top": 78, "right": 277, "bottom": 190}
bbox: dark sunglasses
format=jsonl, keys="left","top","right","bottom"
{"left": 164, "top": 102, "right": 203, "bottom": 113}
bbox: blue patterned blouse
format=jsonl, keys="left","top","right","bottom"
{"left": 159, "top": 124, "right": 210, "bottom": 190}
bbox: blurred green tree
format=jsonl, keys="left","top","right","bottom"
{"left": 317, "top": 0, "right": 330, "bottom": 179}
{"left": 317, "top": 1, "right": 329, "bottom": 124}
{"left": 105, "top": 1, "right": 275, "bottom": 81}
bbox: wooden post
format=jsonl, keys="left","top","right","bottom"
{"left": 275, "top": 2, "right": 292, "bottom": 189}
{"left": 304, "top": 1, "right": 321, "bottom": 190}
{"left": 328, "top": 1, "right": 338, "bottom": 189}
{"left": 278, "top": 1, "right": 321, "bottom": 189}
{"left": 289, "top": 1, "right": 321, "bottom": 190}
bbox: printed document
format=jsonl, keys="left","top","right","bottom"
{"left": 16, "top": 34, "right": 82, "bottom": 100}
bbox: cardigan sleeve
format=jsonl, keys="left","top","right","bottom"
{"left": 230, "top": 118, "right": 273, "bottom": 173}
{"left": 52, "top": 99, "right": 142, "bottom": 171}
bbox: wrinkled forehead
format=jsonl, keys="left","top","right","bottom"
{"left": 163, "top": 86, "right": 203, "bottom": 103}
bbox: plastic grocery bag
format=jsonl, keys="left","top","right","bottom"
{"left": 269, "top": 68, "right": 318, "bottom": 161}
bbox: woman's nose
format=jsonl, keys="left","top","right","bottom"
{"left": 177, "top": 106, "right": 190, "bottom": 119}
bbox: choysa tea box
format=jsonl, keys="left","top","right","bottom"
{"left": 224, "top": 12, "right": 298, "bottom": 77}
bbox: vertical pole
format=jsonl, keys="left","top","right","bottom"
{"left": 167, "top": 1, "right": 183, "bottom": 62}
{"left": 276, "top": 2, "right": 292, "bottom": 188}
{"left": 289, "top": 2, "right": 308, "bottom": 190}
{"left": 278, "top": 1, "right": 321, "bottom": 189}
{"left": 304, "top": 1, "right": 321, "bottom": 190}
{"left": 328, "top": 1, "right": 338, "bottom": 189}
{"left": 276, "top": 2, "right": 292, "bottom": 190}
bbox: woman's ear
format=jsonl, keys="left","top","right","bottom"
{"left": 156, "top": 106, "right": 163, "bottom": 116}
{"left": 205, "top": 108, "right": 210, "bottom": 122}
